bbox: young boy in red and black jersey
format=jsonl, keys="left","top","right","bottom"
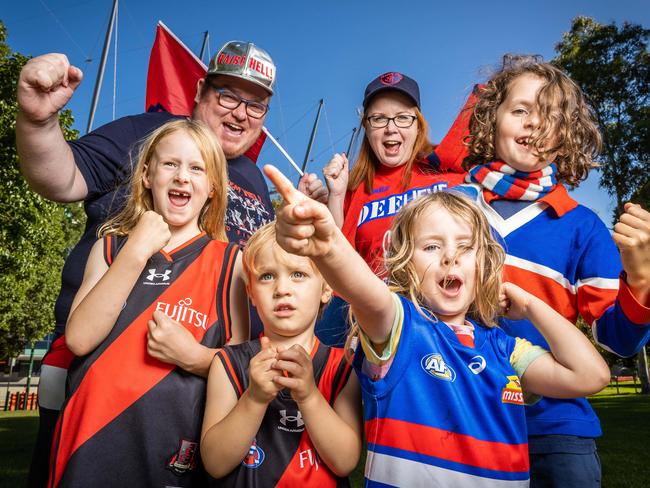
{"left": 201, "top": 222, "right": 362, "bottom": 487}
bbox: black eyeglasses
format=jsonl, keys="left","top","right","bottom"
{"left": 211, "top": 86, "right": 269, "bottom": 119}
{"left": 366, "top": 114, "right": 417, "bottom": 129}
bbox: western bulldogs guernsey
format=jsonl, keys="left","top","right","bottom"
{"left": 49, "top": 233, "right": 239, "bottom": 488}
{"left": 211, "top": 338, "right": 352, "bottom": 487}
{"left": 354, "top": 295, "right": 530, "bottom": 487}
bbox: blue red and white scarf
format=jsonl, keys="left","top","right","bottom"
{"left": 466, "top": 161, "right": 557, "bottom": 202}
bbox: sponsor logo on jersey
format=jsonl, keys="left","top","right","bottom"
{"left": 358, "top": 183, "right": 449, "bottom": 228}
{"left": 298, "top": 449, "right": 321, "bottom": 470}
{"left": 145, "top": 268, "right": 172, "bottom": 286}
{"left": 155, "top": 298, "right": 208, "bottom": 330}
{"left": 467, "top": 355, "right": 487, "bottom": 375}
{"left": 242, "top": 441, "right": 265, "bottom": 469}
{"left": 501, "top": 375, "right": 525, "bottom": 405}
{"left": 421, "top": 353, "right": 456, "bottom": 381}
{"left": 167, "top": 439, "right": 197, "bottom": 474}
{"left": 278, "top": 409, "right": 305, "bottom": 433}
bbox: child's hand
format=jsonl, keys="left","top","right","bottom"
{"left": 500, "top": 282, "right": 535, "bottom": 320}
{"left": 146, "top": 310, "right": 200, "bottom": 369}
{"left": 613, "top": 202, "right": 650, "bottom": 302}
{"left": 248, "top": 337, "right": 282, "bottom": 405}
{"left": 129, "top": 211, "right": 171, "bottom": 259}
{"left": 264, "top": 164, "right": 338, "bottom": 257}
{"left": 298, "top": 172, "right": 329, "bottom": 204}
{"left": 272, "top": 344, "right": 317, "bottom": 405}
{"left": 322, "top": 153, "right": 349, "bottom": 200}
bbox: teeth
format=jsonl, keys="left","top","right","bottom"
{"left": 225, "top": 123, "right": 243, "bottom": 131}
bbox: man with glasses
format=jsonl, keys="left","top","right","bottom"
{"left": 16, "top": 40, "right": 326, "bottom": 488}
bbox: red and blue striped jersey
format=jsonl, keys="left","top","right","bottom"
{"left": 354, "top": 295, "right": 530, "bottom": 487}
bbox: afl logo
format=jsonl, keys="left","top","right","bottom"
{"left": 242, "top": 443, "right": 265, "bottom": 469}
{"left": 380, "top": 72, "right": 403, "bottom": 86}
{"left": 421, "top": 353, "right": 456, "bottom": 381}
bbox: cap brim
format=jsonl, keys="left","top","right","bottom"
{"left": 207, "top": 71, "right": 274, "bottom": 96}
{"left": 364, "top": 86, "right": 418, "bottom": 109}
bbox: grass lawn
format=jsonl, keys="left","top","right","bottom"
{"left": 590, "top": 394, "right": 650, "bottom": 488}
{"left": 0, "top": 410, "right": 38, "bottom": 488}
{"left": 1, "top": 394, "right": 648, "bottom": 487}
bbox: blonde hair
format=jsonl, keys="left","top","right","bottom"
{"left": 243, "top": 222, "right": 331, "bottom": 317}
{"left": 464, "top": 55, "right": 602, "bottom": 187}
{"left": 349, "top": 104, "right": 435, "bottom": 194}
{"left": 99, "top": 119, "right": 228, "bottom": 240}
{"left": 344, "top": 191, "right": 504, "bottom": 354}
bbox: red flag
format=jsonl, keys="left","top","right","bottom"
{"left": 434, "top": 88, "right": 478, "bottom": 173}
{"left": 145, "top": 21, "right": 266, "bottom": 162}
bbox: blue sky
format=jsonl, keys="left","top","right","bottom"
{"left": 4, "top": 0, "right": 649, "bottom": 225}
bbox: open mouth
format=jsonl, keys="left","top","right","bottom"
{"left": 169, "top": 190, "right": 190, "bottom": 207}
{"left": 383, "top": 140, "right": 401, "bottom": 155}
{"left": 439, "top": 275, "right": 462, "bottom": 294}
{"left": 515, "top": 136, "right": 531, "bottom": 148}
{"left": 223, "top": 122, "right": 244, "bottom": 136}
{"left": 274, "top": 303, "right": 296, "bottom": 317}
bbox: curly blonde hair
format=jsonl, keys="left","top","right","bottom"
{"left": 349, "top": 104, "right": 435, "bottom": 194}
{"left": 464, "top": 55, "right": 602, "bottom": 187}
{"left": 98, "top": 119, "right": 228, "bottom": 240}
{"left": 344, "top": 191, "right": 505, "bottom": 356}
{"left": 385, "top": 191, "right": 505, "bottom": 326}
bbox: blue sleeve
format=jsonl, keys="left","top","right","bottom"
{"left": 576, "top": 213, "right": 650, "bottom": 357}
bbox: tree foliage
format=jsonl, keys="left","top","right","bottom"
{"left": 553, "top": 16, "right": 650, "bottom": 222}
{"left": 0, "top": 21, "right": 85, "bottom": 358}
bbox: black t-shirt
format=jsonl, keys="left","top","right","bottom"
{"left": 55, "top": 112, "right": 273, "bottom": 334}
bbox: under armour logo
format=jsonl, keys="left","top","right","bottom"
{"left": 279, "top": 410, "right": 304, "bottom": 428}
{"left": 147, "top": 269, "right": 171, "bottom": 282}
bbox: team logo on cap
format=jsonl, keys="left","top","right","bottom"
{"left": 380, "top": 72, "right": 403, "bottom": 86}
{"left": 421, "top": 353, "right": 456, "bottom": 381}
{"left": 501, "top": 375, "right": 524, "bottom": 405}
{"left": 242, "top": 441, "right": 265, "bottom": 469}
{"left": 167, "top": 439, "right": 198, "bottom": 474}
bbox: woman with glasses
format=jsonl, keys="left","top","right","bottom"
{"left": 317, "top": 72, "right": 465, "bottom": 346}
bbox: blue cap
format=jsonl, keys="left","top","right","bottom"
{"left": 363, "top": 72, "right": 420, "bottom": 109}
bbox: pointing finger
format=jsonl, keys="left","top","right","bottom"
{"left": 264, "top": 164, "right": 302, "bottom": 204}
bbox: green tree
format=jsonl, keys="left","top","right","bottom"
{"left": 553, "top": 16, "right": 649, "bottom": 222}
{"left": 0, "top": 21, "right": 84, "bottom": 358}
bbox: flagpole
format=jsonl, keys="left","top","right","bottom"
{"left": 86, "top": 0, "right": 118, "bottom": 133}
{"left": 300, "top": 99, "right": 323, "bottom": 176}
{"left": 346, "top": 127, "right": 357, "bottom": 156}
{"left": 198, "top": 31, "right": 209, "bottom": 63}
{"left": 262, "top": 127, "right": 304, "bottom": 177}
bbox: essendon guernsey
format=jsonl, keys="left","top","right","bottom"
{"left": 48, "top": 233, "right": 239, "bottom": 487}
{"left": 210, "top": 338, "right": 352, "bottom": 487}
